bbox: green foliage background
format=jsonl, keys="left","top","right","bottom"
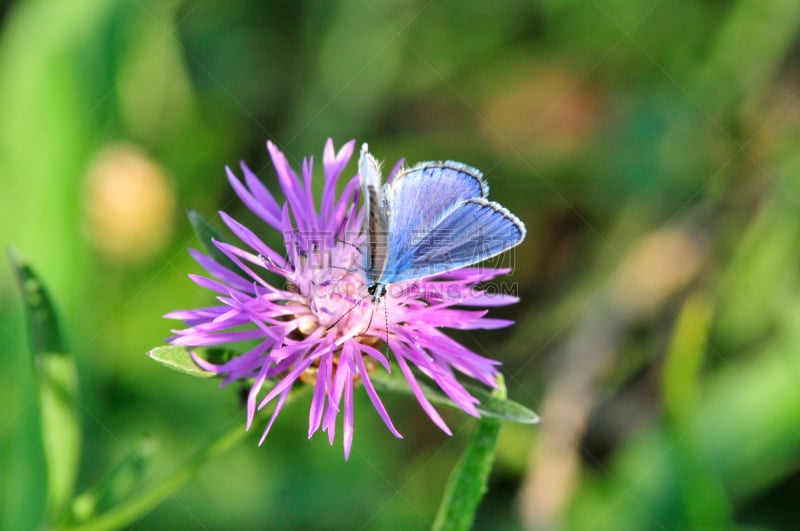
{"left": 2, "top": 0, "right": 800, "bottom": 529}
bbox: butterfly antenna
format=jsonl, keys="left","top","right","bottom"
{"left": 382, "top": 293, "right": 391, "bottom": 359}
{"left": 333, "top": 215, "right": 364, "bottom": 256}
{"left": 336, "top": 236, "right": 364, "bottom": 259}
{"left": 335, "top": 233, "right": 356, "bottom": 250}
{"left": 329, "top": 233, "right": 363, "bottom": 274}
{"left": 364, "top": 303, "right": 376, "bottom": 335}
{"left": 324, "top": 296, "right": 364, "bottom": 333}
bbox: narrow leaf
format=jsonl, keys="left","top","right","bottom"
{"left": 433, "top": 374, "right": 506, "bottom": 531}
{"left": 9, "top": 251, "right": 81, "bottom": 522}
{"left": 187, "top": 209, "right": 238, "bottom": 272}
{"left": 370, "top": 367, "right": 538, "bottom": 424}
{"left": 147, "top": 345, "right": 216, "bottom": 378}
{"left": 9, "top": 249, "right": 64, "bottom": 353}
{"left": 662, "top": 293, "right": 732, "bottom": 527}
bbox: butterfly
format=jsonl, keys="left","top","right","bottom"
{"left": 359, "top": 143, "right": 526, "bottom": 302}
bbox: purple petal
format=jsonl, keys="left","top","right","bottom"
{"left": 467, "top": 318, "right": 515, "bottom": 329}
{"left": 332, "top": 176, "right": 360, "bottom": 230}
{"left": 355, "top": 354, "right": 402, "bottom": 438}
{"left": 208, "top": 340, "right": 273, "bottom": 375}
{"left": 429, "top": 369, "right": 480, "bottom": 417}
{"left": 259, "top": 386, "right": 291, "bottom": 445}
{"left": 164, "top": 306, "right": 228, "bottom": 321}
{"left": 227, "top": 166, "right": 282, "bottom": 230}
{"left": 247, "top": 359, "right": 273, "bottom": 430}
{"left": 355, "top": 342, "right": 391, "bottom": 372}
{"left": 343, "top": 379, "right": 354, "bottom": 459}
{"left": 322, "top": 139, "right": 355, "bottom": 222}
{"left": 257, "top": 345, "right": 325, "bottom": 410}
{"left": 416, "top": 332, "right": 499, "bottom": 387}
{"left": 386, "top": 157, "right": 406, "bottom": 184}
{"left": 308, "top": 351, "right": 330, "bottom": 438}
{"left": 188, "top": 274, "right": 238, "bottom": 295}
{"left": 171, "top": 328, "right": 266, "bottom": 346}
{"left": 455, "top": 293, "right": 520, "bottom": 307}
{"left": 213, "top": 241, "right": 275, "bottom": 288}
{"left": 190, "top": 350, "right": 224, "bottom": 373}
{"left": 323, "top": 343, "right": 353, "bottom": 444}
{"left": 267, "top": 141, "right": 309, "bottom": 234}
{"left": 393, "top": 343, "right": 451, "bottom": 435}
{"left": 189, "top": 248, "right": 253, "bottom": 293}
{"left": 323, "top": 350, "right": 338, "bottom": 412}
{"left": 302, "top": 156, "right": 318, "bottom": 231}
{"left": 219, "top": 212, "right": 287, "bottom": 270}
{"left": 242, "top": 162, "right": 283, "bottom": 223}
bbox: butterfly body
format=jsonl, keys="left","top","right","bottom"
{"left": 359, "top": 144, "right": 525, "bottom": 303}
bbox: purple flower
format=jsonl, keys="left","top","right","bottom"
{"left": 166, "top": 139, "right": 519, "bottom": 458}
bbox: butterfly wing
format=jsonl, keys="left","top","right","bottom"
{"left": 384, "top": 162, "right": 489, "bottom": 279}
{"left": 359, "top": 144, "right": 389, "bottom": 283}
{"left": 382, "top": 161, "right": 525, "bottom": 283}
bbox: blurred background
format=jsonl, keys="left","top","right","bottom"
{"left": 2, "top": 0, "right": 800, "bottom": 529}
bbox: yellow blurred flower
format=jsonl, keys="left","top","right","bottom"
{"left": 84, "top": 143, "right": 175, "bottom": 264}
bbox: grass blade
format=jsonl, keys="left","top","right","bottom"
{"left": 9, "top": 251, "right": 81, "bottom": 522}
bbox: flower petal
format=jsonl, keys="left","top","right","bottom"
{"left": 227, "top": 165, "right": 282, "bottom": 230}
{"left": 355, "top": 354, "right": 402, "bottom": 438}
{"left": 393, "top": 343, "right": 451, "bottom": 436}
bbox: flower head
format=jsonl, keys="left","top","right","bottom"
{"left": 166, "top": 139, "right": 519, "bottom": 458}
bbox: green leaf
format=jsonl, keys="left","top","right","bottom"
{"left": 187, "top": 209, "right": 239, "bottom": 272}
{"left": 146, "top": 345, "right": 216, "bottom": 378}
{"left": 370, "top": 367, "right": 538, "bottom": 424}
{"left": 433, "top": 374, "right": 506, "bottom": 531}
{"left": 9, "top": 251, "right": 81, "bottom": 523}
{"left": 9, "top": 249, "right": 64, "bottom": 354}
{"left": 663, "top": 294, "right": 712, "bottom": 422}
{"left": 662, "top": 294, "right": 732, "bottom": 527}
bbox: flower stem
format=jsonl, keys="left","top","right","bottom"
{"left": 432, "top": 375, "right": 506, "bottom": 531}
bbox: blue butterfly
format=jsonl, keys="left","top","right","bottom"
{"left": 359, "top": 144, "right": 526, "bottom": 302}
